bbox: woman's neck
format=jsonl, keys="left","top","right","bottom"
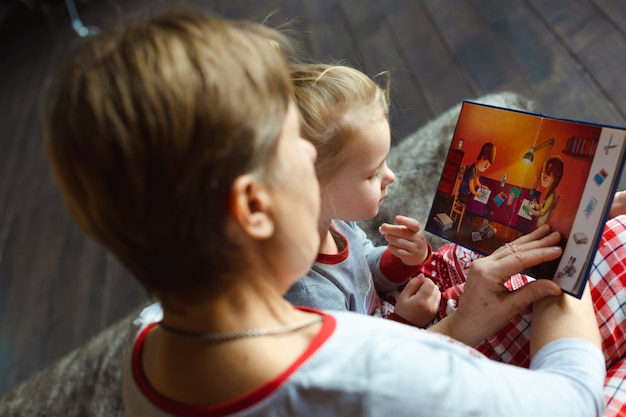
{"left": 160, "top": 272, "right": 295, "bottom": 334}
{"left": 319, "top": 228, "right": 339, "bottom": 254}
{"left": 145, "top": 289, "right": 322, "bottom": 407}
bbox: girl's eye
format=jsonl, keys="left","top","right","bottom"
{"left": 369, "top": 171, "right": 381, "bottom": 180}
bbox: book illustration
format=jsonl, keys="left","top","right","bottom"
{"left": 594, "top": 169, "right": 608, "bottom": 185}
{"left": 604, "top": 134, "right": 618, "bottom": 155}
{"left": 527, "top": 156, "right": 563, "bottom": 228}
{"left": 573, "top": 233, "right": 588, "bottom": 244}
{"left": 517, "top": 199, "right": 533, "bottom": 221}
{"left": 565, "top": 136, "right": 599, "bottom": 156}
{"left": 425, "top": 100, "right": 626, "bottom": 298}
{"left": 473, "top": 187, "right": 491, "bottom": 204}
{"left": 493, "top": 191, "right": 507, "bottom": 207}
{"left": 433, "top": 213, "right": 453, "bottom": 231}
{"left": 557, "top": 257, "right": 577, "bottom": 278}
{"left": 508, "top": 187, "right": 521, "bottom": 205}
{"left": 584, "top": 196, "right": 598, "bottom": 218}
{"left": 478, "top": 218, "right": 497, "bottom": 239}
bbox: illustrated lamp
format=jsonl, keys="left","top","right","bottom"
{"left": 522, "top": 137, "right": 555, "bottom": 196}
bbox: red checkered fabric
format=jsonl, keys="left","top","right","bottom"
{"left": 605, "top": 357, "right": 626, "bottom": 417}
{"left": 592, "top": 216, "right": 626, "bottom": 416}
{"left": 386, "top": 215, "right": 626, "bottom": 415}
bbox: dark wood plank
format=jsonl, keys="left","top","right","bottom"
{"left": 337, "top": 0, "right": 429, "bottom": 143}
{"left": 0, "top": 32, "right": 50, "bottom": 268}
{"left": 529, "top": 0, "right": 626, "bottom": 123}
{"left": 423, "top": 0, "right": 532, "bottom": 93}
{"left": 594, "top": 0, "right": 626, "bottom": 31}
{"left": 382, "top": 0, "right": 475, "bottom": 119}
{"left": 295, "top": 0, "right": 364, "bottom": 67}
{"left": 575, "top": 29, "right": 626, "bottom": 122}
{"left": 424, "top": 0, "right": 624, "bottom": 126}
{"left": 0, "top": 192, "right": 68, "bottom": 391}
{"left": 0, "top": 0, "right": 149, "bottom": 394}
{"left": 530, "top": 0, "right": 609, "bottom": 52}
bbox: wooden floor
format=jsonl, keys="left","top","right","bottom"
{"left": 1, "top": 0, "right": 626, "bottom": 397}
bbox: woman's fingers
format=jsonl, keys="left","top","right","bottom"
{"left": 473, "top": 243, "right": 562, "bottom": 285}
{"left": 490, "top": 225, "right": 560, "bottom": 261}
{"left": 436, "top": 225, "right": 565, "bottom": 346}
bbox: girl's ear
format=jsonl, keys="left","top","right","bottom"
{"left": 228, "top": 174, "right": 274, "bottom": 239}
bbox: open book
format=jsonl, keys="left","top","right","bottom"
{"left": 425, "top": 101, "right": 626, "bottom": 298}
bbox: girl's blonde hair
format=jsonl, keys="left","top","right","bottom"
{"left": 291, "top": 64, "right": 390, "bottom": 185}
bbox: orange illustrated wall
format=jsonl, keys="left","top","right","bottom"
{"left": 451, "top": 104, "right": 600, "bottom": 239}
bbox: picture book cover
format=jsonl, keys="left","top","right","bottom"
{"left": 425, "top": 101, "right": 626, "bottom": 298}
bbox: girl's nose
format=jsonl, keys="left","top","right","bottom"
{"left": 383, "top": 165, "right": 395, "bottom": 186}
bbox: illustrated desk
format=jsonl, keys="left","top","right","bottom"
{"left": 465, "top": 176, "right": 538, "bottom": 234}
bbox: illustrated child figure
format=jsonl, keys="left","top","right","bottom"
{"left": 529, "top": 155, "right": 564, "bottom": 227}
{"left": 458, "top": 142, "right": 496, "bottom": 203}
{"left": 285, "top": 64, "right": 441, "bottom": 328}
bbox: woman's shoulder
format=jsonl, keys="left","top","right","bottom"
{"left": 328, "top": 311, "right": 452, "bottom": 346}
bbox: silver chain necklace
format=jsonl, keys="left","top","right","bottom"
{"left": 157, "top": 315, "right": 323, "bottom": 342}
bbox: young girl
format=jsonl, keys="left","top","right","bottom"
{"left": 458, "top": 142, "right": 496, "bottom": 203}
{"left": 529, "top": 155, "right": 564, "bottom": 227}
{"left": 286, "top": 64, "right": 626, "bottom": 415}
{"left": 285, "top": 64, "right": 441, "bottom": 328}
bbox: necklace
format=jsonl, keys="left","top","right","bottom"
{"left": 157, "top": 315, "right": 323, "bottom": 342}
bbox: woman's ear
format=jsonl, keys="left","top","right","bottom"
{"left": 228, "top": 174, "right": 274, "bottom": 239}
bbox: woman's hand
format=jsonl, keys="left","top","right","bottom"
{"left": 380, "top": 215, "right": 430, "bottom": 266}
{"left": 429, "top": 225, "right": 563, "bottom": 346}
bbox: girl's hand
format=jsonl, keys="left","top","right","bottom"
{"left": 393, "top": 274, "right": 441, "bottom": 328}
{"left": 380, "top": 215, "right": 429, "bottom": 266}
{"left": 429, "top": 225, "right": 563, "bottom": 346}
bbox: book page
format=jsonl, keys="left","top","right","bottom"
{"left": 425, "top": 101, "right": 626, "bottom": 298}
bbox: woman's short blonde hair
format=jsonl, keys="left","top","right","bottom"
{"left": 43, "top": 13, "right": 293, "bottom": 303}
{"left": 291, "top": 64, "right": 390, "bottom": 185}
